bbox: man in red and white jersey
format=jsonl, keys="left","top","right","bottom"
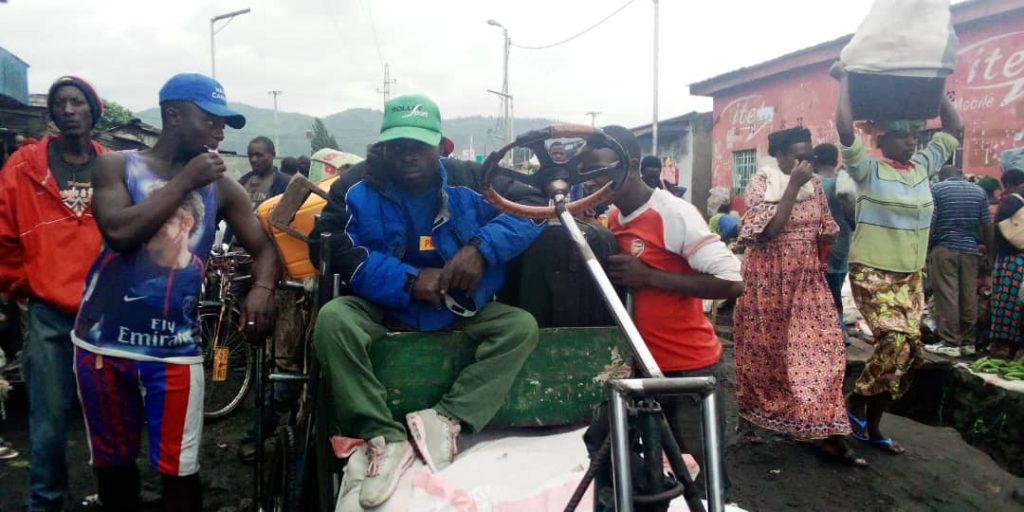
{"left": 584, "top": 125, "right": 744, "bottom": 500}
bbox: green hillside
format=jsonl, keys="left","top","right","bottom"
{"left": 136, "top": 103, "right": 555, "bottom": 159}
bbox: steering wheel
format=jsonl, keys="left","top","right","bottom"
{"left": 481, "top": 124, "right": 631, "bottom": 219}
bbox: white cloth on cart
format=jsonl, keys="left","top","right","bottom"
{"left": 335, "top": 426, "right": 748, "bottom": 512}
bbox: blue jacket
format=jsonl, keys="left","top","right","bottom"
{"left": 310, "top": 158, "right": 545, "bottom": 331}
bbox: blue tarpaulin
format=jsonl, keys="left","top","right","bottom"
{"left": 0, "top": 46, "right": 29, "bottom": 106}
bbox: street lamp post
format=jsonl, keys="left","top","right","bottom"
{"left": 269, "top": 90, "right": 282, "bottom": 152}
{"left": 487, "top": 19, "right": 512, "bottom": 147}
{"left": 210, "top": 8, "right": 251, "bottom": 79}
{"left": 651, "top": 0, "right": 660, "bottom": 155}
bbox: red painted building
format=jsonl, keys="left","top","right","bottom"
{"left": 690, "top": 0, "right": 1024, "bottom": 211}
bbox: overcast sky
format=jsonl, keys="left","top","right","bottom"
{"left": 2, "top": 0, "right": 956, "bottom": 128}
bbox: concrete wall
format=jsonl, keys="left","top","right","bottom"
{"left": 668, "top": 130, "right": 694, "bottom": 200}
{"left": 640, "top": 127, "right": 693, "bottom": 197}
{"left": 689, "top": 113, "right": 714, "bottom": 215}
{"left": 634, "top": 115, "right": 714, "bottom": 210}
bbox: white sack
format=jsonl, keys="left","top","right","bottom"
{"left": 840, "top": 0, "right": 958, "bottom": 78}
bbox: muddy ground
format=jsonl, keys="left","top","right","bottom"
{"left": 1, "top": 344, "right": 1022, "bottom": 512}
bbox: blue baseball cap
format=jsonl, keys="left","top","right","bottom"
{"left": 158, "top": 73, "right": 246, "bottom": 129}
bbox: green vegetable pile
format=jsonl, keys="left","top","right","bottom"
{"left": 971, "top": 356, "right": 1024, "bottom": 381}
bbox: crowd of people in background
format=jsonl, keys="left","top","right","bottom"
{"left": 0, "top": 60, "right": 1023, "bottom": 511}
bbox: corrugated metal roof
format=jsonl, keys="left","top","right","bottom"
{"left": 0, "top": 46, "right": 30, "bottom": 106}
{"left": 631, "top": 111, "right": 707, "bottom": 135}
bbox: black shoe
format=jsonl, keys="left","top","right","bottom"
{"left": 237, "top": 440, "right": 256, "bottom": 464}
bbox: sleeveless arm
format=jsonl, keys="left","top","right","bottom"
{"left": 92, "top": 153, "right": 197, "bottom": 253}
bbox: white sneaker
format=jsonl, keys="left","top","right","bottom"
{"left": 334, "top": 490, "right": 362, "bottom": 512}
{"left": 925, "top": 344, "right": 962, "bottom": 357}
{"left": 406, "top": 409, "right": 461, "bottom": 473}
{"left": 340, "top": 446, "right": 369, "bottom": 498}
{"left": 358, "top": 437, "right": 414, "bottom": 509}
{"left": 336, "top": 462, "right": 364, "bottom": 512}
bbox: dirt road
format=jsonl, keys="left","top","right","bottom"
{"left": 0, "top": 346, "right": 1022, "bottom": 511}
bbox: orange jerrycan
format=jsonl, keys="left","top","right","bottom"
{"left": 256, "top": 175, "right": 339, "bottom": 280}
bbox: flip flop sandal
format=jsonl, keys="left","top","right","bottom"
{"left": 847, "top": 411, "right": 869, "bottom": 440}
{"left": 847, "top": 411, "right": 866, "bottom": 428}
{"left": 863, "top": 436, "right": 905, "bottom": 455}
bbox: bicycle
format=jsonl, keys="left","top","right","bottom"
{"left": 255, "top": 218, "right": 343, "bottom": 512}
{"left": 258, "top": 276, "right": 319, "bottom": 512}
{"left": 200, "top": 245, "right": 255, "bottom": 420}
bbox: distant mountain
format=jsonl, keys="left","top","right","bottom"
{"left": 135, "top": 103, "right": 556, "bottom": 159}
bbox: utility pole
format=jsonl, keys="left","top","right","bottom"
{"left": 488, "top": 19, "right": 512, "bottom": 147}
{"left": 269, "top": 90, "right": 282, "bottom": 152}
{"left": 487, "top": 89, "right": 514, "bottom": 164}
{"left": 586, "top": 111, "right": 602, "bottom": 127}
{"left": 651, "top": 0, "right": 660, "bottom": 155}
{"left": 376, "top": 63, "right": 397, "bottom": 104}
{"left": 502, "top": 29, "right": 511, "bottom": 146}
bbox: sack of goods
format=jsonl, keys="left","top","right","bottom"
{"left": 840, "top": 0, "right": 959, "bottom": 120}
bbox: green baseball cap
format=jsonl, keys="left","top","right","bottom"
{"left": 379, "top": 94, "right": 443, "bottom": 146}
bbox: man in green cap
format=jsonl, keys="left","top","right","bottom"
{"left": 309, "top": 94, "right": 545, "bottom": 508}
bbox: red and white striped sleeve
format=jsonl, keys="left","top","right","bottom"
{"left": 656, "top": 191, "right": 742, "bottom": 282}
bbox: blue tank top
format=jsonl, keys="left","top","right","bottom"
{"left": 73, "top": 152, "right": 218, "bottom": 363}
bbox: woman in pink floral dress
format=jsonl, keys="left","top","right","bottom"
{"left": 733, "top": 127, "right": 865, "bottom": 466}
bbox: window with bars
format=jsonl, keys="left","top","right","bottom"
{"left": 732, "top": 150, "right": 757, "bottom": 195}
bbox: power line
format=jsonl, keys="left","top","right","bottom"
{"left": 512, "top": 0, "right": 636, "bottom": 50}
{"left": 358, "top": 0, "right": 385, "bottom": 69}
{"left": 317, "top": 0, "right": 357, "bottom": 62}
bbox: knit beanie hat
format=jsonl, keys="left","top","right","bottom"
{"left": 47, "top": 76, "right": 104, "bottom": 127}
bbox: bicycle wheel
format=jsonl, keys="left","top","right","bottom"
{"left": 265, "top": 425, "right": 301, "bottom": 512}
{"left": 199, "top": 304, "right": 253, "bottom": 420}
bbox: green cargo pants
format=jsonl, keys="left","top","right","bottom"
{"left": 313, "top": 296, "right": 539, "bottom": 443}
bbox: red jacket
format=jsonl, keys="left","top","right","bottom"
{"left": 0, "top": 135, "right": 107, "bottom": 315}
